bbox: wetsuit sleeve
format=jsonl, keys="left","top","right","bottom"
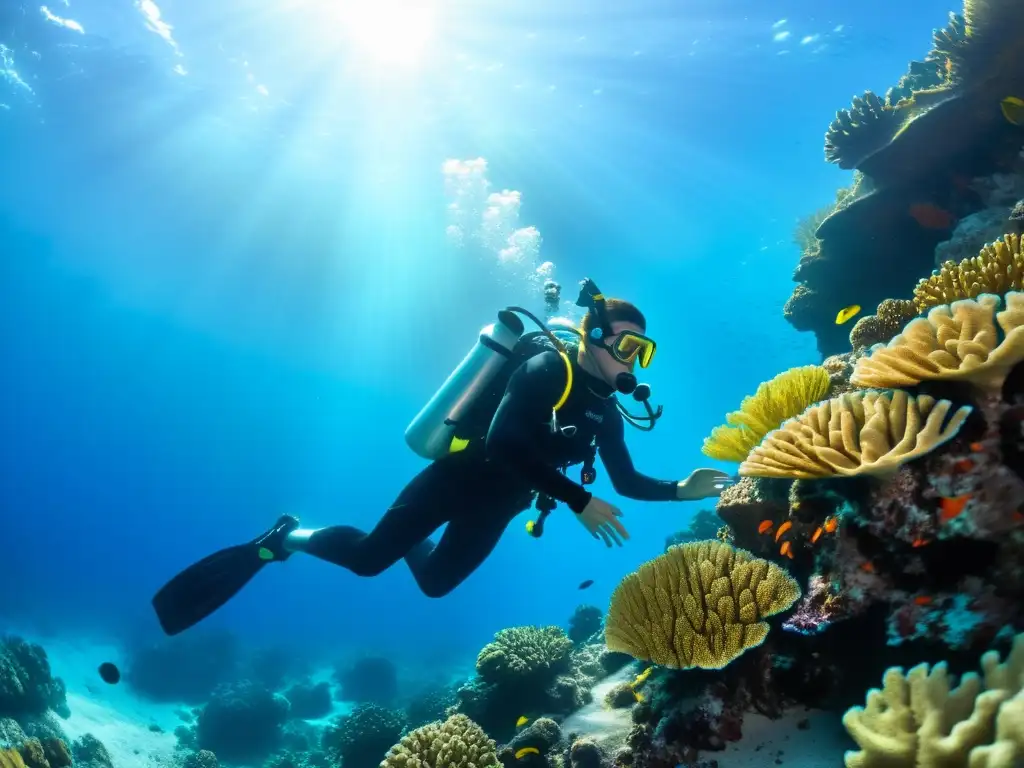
{"left": 485, "top": 351, "right": 593, "bottom": 514}
{"left": 597, "top": 409, "right": 679, "bottom": 501}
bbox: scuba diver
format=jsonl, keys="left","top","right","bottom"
{"left": 152, "top": 279, "right": 733, "bottom": 636}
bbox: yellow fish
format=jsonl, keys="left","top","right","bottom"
{"left": 516, "top": 716, "right": 529, "bottom": 728}
{"left": 1001, "top": 96, "right": 1024, "bottom": 126}
{"left": 633, "top": 691, "right": 645, "bottom": 703}
{"left": 631, "top": 667, "right": 652, "bottom": 687}
{"left": 835, "top": 304, "right": 861, "bottom": 325}
{"left": 515, "top": 747, "right": 540, "bottom": 759}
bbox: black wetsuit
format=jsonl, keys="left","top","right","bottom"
{"left": 303, "top": 350, "right": 679, "bottom": 596}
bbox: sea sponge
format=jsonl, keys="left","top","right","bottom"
{"left": 842, "top": 630, "right": 1024, "bottom": 767}
{"left": 381, "top": 713, "right": 499, "bottom": 768}
{"left": 824, "top": 91, "right": 904, "bottom": 169}
{"left": 702, "top": 365, "right": 831, "bottom": 462}
{"left": 475, "top": 627, "right": 573, "bottom": 685}
{"left": 849, "top": 299, "right": 919, "bottom": 351}
{"left": 738, "top": 391, "right": 972, "bottom": 480}
{"left": 915, "top": 234, "right": 1024, "bottom": 313}
{"left": 604, "top": 540, "right": 801, "bottom": 670}
{"left": 852, "top": 292, "right": 1024, "bottom": 392}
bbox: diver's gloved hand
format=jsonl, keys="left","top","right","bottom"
{"left": 676, "top": 469, "right": 734, "bottom": 501}
{"left": 576, "top": 497, "right": 630, "bottom": 548}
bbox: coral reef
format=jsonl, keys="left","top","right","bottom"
{"left": 193, "top": 680, "right": 290, "bottom": 763}
{"left": 475, "top": 628, "right": 573, "bottom": 685}
{"left": 322, "top": 703, "right": 405, "bottom": 768}
{"left": 381, "top": 714, "right": 499, "bottom": 768}
{"left": 701, "top": 365, "right": 831, "bottom": 462}
{"left": 848, "top": 299, "right": 918, "bottom": 351}
{"left": 739, "top": 391, "right": 973, "bottom": 479}
{"left": 69, "top": 735, "right": 113, "bottom": 768}
{"left": 0, "top": 639, "right": 68, "bottom": 721}
{"left": 785, "top": 0, "right": 1024, "bottom": 357}
{"left": 604, "top": 540, "right": 801, "bottom": 669}
{"left": 336, "top": 656, "right": 398, "bottom": 705}
{"left": 567, "top": 606, "right": 603, "bottom": 646}
{"left": 852, "top": 292, "right": 1024, "bottom": 391}
{"left": 405, "top": 684, "right": 458, "bottom": 729}
{"left": 843, "top": 630, "right": 1024, "bottom": 766}
{"left": 918, "top": 233, "right": 1024, "bottom": 311}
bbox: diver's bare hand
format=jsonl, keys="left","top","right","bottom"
{"left": 577, "top": 497, "right": 630, "bottom": 547}
{"left": 677, "top": 468, "right": 734, "bottom": 500}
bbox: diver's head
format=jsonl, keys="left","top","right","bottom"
{"left": 578, "top": 298, "right": 654, "bottom": 388}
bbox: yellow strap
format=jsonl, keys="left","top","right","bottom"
{"left": 592, "top": 293, "right": 604, "bottom": 301}
{"left": 553, "top": 350, "right": 573, "bottom": 411}
{"left": 449, "top": 436, "right": 470, "bottom": 453}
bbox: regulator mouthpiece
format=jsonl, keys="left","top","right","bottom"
{"left": 615, "top": 372, "right": 638, "bottom": 395}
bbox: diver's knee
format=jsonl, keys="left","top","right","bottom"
{"left": 418, "top": 579, "right": 456, "bottom": 598}
{"left": 349, "top": 560, "right": 389, "bottom": 578}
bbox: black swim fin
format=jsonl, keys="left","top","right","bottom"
{"left": 151, "top": 515, "right": 299, "bottom": 636}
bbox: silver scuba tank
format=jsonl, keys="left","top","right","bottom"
{"left": 405, "top": 309, "right": 526, "bottom": 460}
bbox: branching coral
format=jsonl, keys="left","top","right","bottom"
{"left": 702, "top": 365, "right": 831, "bottom": 462}
{"left": 852, "top": 292, "right": 1024, "bottom": 392}
{"left": 849, "top": 299, "right": 919, "bottom": 351}
{"left": 842, "top": 630, "right": 1024, "bottom": 766}
{"left": 915, "top": 234, "right": 1024, "bottom": 313}
{"left": 475, "top": 627, "right": 573, "bottom": 685}
{"left": 738, "top": 391, "right": 973, "bottom": 480}
{"left": 381, "top": 714, "right": 499, "bottom": 768}
{"left": 824, "top": 91, "right": 905, "bottom": 169}
{"left": 604, "top": 540, "right": 800, "bottom": 670}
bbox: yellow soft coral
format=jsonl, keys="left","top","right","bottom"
{"left": 702, "top": 365, "right": 831, "bottom": 462}
{"left": 852, "top": 292, "right": 1024, "bottom": 392}
{"left": 0, "top": 751, "right": 25, "bottom": 768}
{"left": 381, "top": 714, "right": 500, "bottom": 768}
{"left": 604, "top": 540, "right": 800, "bottom": 670}
{"left": 738, "top": 391, "right": 972, "bottom": 480}
{"left": 914, "top": 234, "right": 1024, "bottom": 313}
{"left": 844, "top": 631, "right": 1024, "bottom": 767}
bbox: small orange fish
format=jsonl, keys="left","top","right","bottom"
{"left": 860, "top": 562, "right": 876, "bottom": 574}
{"left": 940, "top": 494, "right": 972, "bottom": 522}
{"left": 953, "top": 459, "right": 974, "bottom": 472}
{"left": 775, "top": 520, "right": 793, "bottom": 542}
{"left": 909, "top": 203, "right": 956, "bottom": 230}
{"left": 757, "top": 519, "right": 774, "bottom": 534}
{"left": 811, "top": 526, "right": 823, "bottom": 544}
{"left": 913, "top": 595, "right": 933, "bottom": 606}
{"left": 780, "top": 541, "right": 793, "bottom": 557}
{"left": 970, "top": 442, "right": 985, "bottom": 452}
{"left": 912, "top": 538, "right": 931, "bottom": 548}
{"left": 823, "top": 516, "right": 838, "bottom": 534}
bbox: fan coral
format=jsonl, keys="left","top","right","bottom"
{"left": 824, "top": 91, "right": 904, "bottom": 170}
{"left": 702, "top": 365, "right": 831, "bottom": 462}
{"left": 740, "top": 391, "right": 972, "bottom": 480}
{"left": 381, "top": 714, "right": 498, "bottom": 768}
{"left": 475, "top": 627, "right": 573, "bottom": 685}
{"left": 852, "top": 292, "right": 1024, "bottom": 392}
{"left": 843, "top": 629, "right": 1024, "bottom": 766}
{"left": 604, "top": 540, "right": 801, "bottom": 670}
{"left": 849, "top": 299, "right": 919, "bottom": 351}
{"left": 915, "top": 234, "right": 1024, "bottom": 313}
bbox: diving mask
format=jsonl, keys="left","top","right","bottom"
{"left": 591, "top": 328, "right": 657, "bottom": 369}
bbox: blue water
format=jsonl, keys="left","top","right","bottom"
{"left": 0, "top": 0, "right": 948, "bottom": 667}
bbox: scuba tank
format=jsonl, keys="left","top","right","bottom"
{"left": 405, "top": 309, "right": 526, "bottom": 460}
